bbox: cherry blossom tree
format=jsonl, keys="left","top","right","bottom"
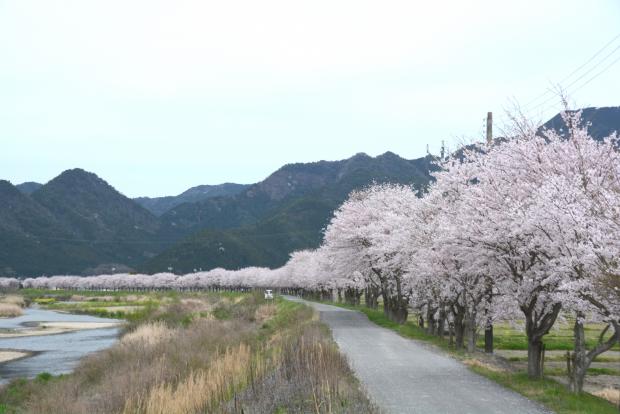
{"left": 430, "top": 109, "right": 620, "bottom": 379}
{"left": 526, "top": 111, "right": 620, "bottom": 391}
{"left": 323, "top": 184, "right": 419, "bottom": 323}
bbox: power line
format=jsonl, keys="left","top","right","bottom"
{"left": 522, "top": 50, "right": 620, "bottom": 127}
{"left": 526, "top": 43, "right": 620, "bottom": 114}
{"left": 563, "top": 44, "right": 620, "bottom": 91}
{"left": 533, "top": 50, "right": 620, "bottom": 117}
{"left": 560, "top": 32, "right": 620, "bottom": 84}
{"left": 523, "top": 32, "right": 620, "bottom": 108}
{"left": 570, "top": 52, "right": 620, "bottom": 95}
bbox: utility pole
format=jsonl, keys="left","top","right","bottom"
{"left": 440, "top": 140, "right": 445, "bottom": 159}
{"left": 486, "top": 111, "right": 493, "bottom": 145}
{"left": 485, "top": 110, "right": 494, "bottom": 354}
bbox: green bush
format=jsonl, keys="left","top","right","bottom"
{"left": 33, "top": 298, "right": 55, "bottom": 305}
{"left": 35, "top": 373, "right": 52, "bottom": 383}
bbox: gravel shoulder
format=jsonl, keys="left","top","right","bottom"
{"left": 285, "top": 297, "right": 552, "bottom": 414}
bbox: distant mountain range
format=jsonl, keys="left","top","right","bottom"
{"left": 134, "top": 183, "right": 250, "bottom": 216}
{"left": 2, "top": 107, "right": 618, "bottom": 277}
{"left": 541, "top": 106, "right": 620, "bottom": 140}
{"left": 15, "top": 182, "right": 43, "bottom": 195}
{"left": 142, "top": 151, "right": 437, "bottom": 273}
{"left": 2, "top": 169, "right": 161, "bottom": 276}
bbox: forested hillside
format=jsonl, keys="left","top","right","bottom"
{"left": 144, "top": 152, "right": 436, "bottom": 273}
{"left": 1, "top": 107, "right": 617, "bottom": 276}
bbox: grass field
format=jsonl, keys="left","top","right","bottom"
{"left": 482, "top": 321, "right": 620, "bottom": 351}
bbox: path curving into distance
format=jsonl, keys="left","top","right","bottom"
{"left": 285, "top": 296, "right": 551, "bottom": 414}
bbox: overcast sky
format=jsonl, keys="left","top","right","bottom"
{"left": 2, "top": 1, "right": 619, "bottom": 197}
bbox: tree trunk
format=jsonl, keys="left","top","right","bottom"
{"left": 454, "top": 316, "right": 465, "bottom": 350}
{"left": 381, "top": 285, "right": 391, "bottom": 317}
{"left": 570, "top": 316, "right": 619, "bottom": 394}
{"left": 570, "top": 313, "right": 587, "bottom": 393}
{"left": 344, "top": 288, "right": 360, "bottom": 306}
{"left": 452, "top": 304, "right": 466, "bottom": 350}
{"left": 387, "top": 306, "right": 408, "bottom": 324}
{"left": 426, "top": 307, "right": 436, "bottom": 335}
{"left": 437, "top": 308, "right": 446, "bottom": 339}
{"left": 465, "top": 312, "right": 477, "bottom": 353}
{"left": 385, "top": 297, "right": 408, "bottom": 324}
{"left": 484, "top": 304, "right": 493, "bottom": 353}
{"left": 448, "top": 322, "right": 454, "bottom": 346}
{"left": 484, "top": 324, "right": 494, "bottom": 354}
{"left": 527, "top": 339, "right": 544, "bottom": 379}
{"left": 523, "top": 301, "right": 561, "bottom": 379}
{"left": 365, "top": 287, "right": 379, "bottom": 309}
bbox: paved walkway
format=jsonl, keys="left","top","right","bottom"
{"left": 285, "top": 297, "right": 552, "bottom": 414}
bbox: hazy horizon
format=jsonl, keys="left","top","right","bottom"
{"left": 2, "top": 1, "right": 619, "bottom": 197}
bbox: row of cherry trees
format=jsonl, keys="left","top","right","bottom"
{"left": 0, "top": 267, "right": 277, "bottom": 291}
{"left": 303, "top": 110, "right": 620, "bottom": 390}
{"left": 1, "top": 112, "right": 618, "bottom": 392}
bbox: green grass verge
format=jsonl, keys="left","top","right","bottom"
{"left": 473, "top": 369, "right": 618, "bottom": 414}
{"left": 485, "top": 323, "right": 619, "bottom": 351}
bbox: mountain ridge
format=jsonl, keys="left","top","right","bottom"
{"left": 144, "top": 152, "right": 437, "bottom": 273}
{"left": 1, "top": 169, "right": 163, "bottom": 276}
{"left": 16, "top": 182, "right": 42, "bottom": 195}
{"left": 2, "top": 107, "right": 618, "bottom": 276}
{"left": 134, "top": 183, "right": 249, "bottom": 216}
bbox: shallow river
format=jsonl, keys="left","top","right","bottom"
{"left": 0, "top": 307, "right": 121, "bottom": 383}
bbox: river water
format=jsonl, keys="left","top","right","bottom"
{"left": 0, "top": 307, "right": 121, "bottom": 383}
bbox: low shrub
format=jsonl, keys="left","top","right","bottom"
{"left": 0, "top": 303, "right": 22, "bottom": 317}
{"left": 119, "top": 321, "right": 174, "bottom": 348}
{"left": 33, "top": 298, "right": 55, "bottom": 305}
{"left": 1, "top": 296, "right": 25, "bottom": 308}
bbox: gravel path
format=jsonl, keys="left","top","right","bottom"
{"left": 285, "top": 297, "right": 552, "bottom": 414}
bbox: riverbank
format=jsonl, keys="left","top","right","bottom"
{"left": 0, "top": 290, "right": 375, "bottom": 414}
{"left": 0, "top": 303, "right": 123, "bottom": 385}
{"left": 0, "top": 321, "right": 122, "bottom": 338}
{"left": 0, "top": 351, "right": 31, "bottom": 364}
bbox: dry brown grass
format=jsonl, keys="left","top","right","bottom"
{"left": 179, "top": 298, "right": 213, "bottom": 313}
{"left": 463, "top": 358, "right": 507, "bottom": 373}
{"left": 2, "top": 295, "right": 26, "bottom": 308}
{"left": 12, "top": 293, "right": 375, "bottom": 414}
{"left": 131, "top": 344, "right": 252, "bottom": 414}
{"left": 119, "top": 321, "right": 174, "bottom": 348}
{"left": 254, "top": 303, "right": 277, "bottom": 323}
{"left": 592, "top": 388, "right": 620, "bottom": 406}
{"left": 22, "top": 297, "right": 257, "bottom": 414}
{"left": 225, "top": 323, "right": 378, "bottom": 414}
{"left": 122, "top": 294, "right": 148, "bottom": 302}
{"left": 0, "top": 303, "right": 23, "bottom": 317}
